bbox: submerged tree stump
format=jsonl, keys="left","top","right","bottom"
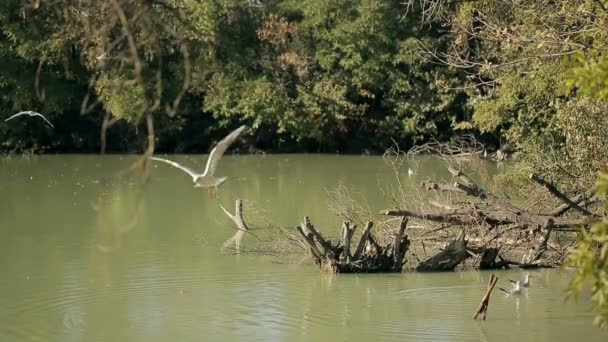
{"left": 297, "top": 216, "right": 410, "bottom": 273}
{"left": 220, "top": 199, "right": 249, "bottom": 254}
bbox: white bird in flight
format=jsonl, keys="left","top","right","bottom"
{"left": 5, "top": 111, "right": 54, "bottom": 127}
{"left": 150, "top": 125, "right": 245, "bottom": 188}
{"left": 499, "top": 280, "right": 522, "bottom": 295}
{"left": 509, "top": 274, "right": 532, "bottom": 288}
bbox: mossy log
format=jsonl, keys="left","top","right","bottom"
{"left": 297, "top": 216, "right": 410, "bottom": 273}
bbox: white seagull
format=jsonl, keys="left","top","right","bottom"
{"left": 5, "top": 111, "right": 54, "bottom": 127}
{"left": 499, "top": 281, "right": 522, "bottom": 295}
{"left": 150, "top": 125, "right": 245, "bottom": 189}
{"left": 408, "top": 167, "right": 416, "bottom": 177}
{"left": 509, "top": 274, "right": 532, "bottom": 287}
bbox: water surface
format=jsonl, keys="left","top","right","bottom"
{"left": 0, "top": 155, "right": 605, "bottom": 341}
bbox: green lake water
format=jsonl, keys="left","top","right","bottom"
{"left": 0, "top": 155, "right": 606, "bottom": 341}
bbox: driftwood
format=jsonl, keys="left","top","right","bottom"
{"left": 382, "top": 166, "right": 596, "bottom": 270}
{"left": 478, "top": 248, "right": 511, "bottom": 270}
{"left": 473, "top": 274, "right": 499, "bottom": 320}
{"left": 519, "top": 218, "right": 554, "bottom": 267}
{"left": 296, "top": 216, "right": 410, "bottom": 273}
{"left": 416, "top": 230, "right": 470, "bottom": 272}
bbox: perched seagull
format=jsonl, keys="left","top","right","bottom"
{"left": 150, "top": 125, "right": 245, "bottom": 189}
{"left": 5, "top": 111, "right": 54, "bottom": 127}
{"left": 509, "top": 274, "right": 532, "bottom": 288}
{"left": 499, "top": 281, "right": 522, "bottom": 295}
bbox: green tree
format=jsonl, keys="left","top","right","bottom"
{"left": 203, "top": 0, "right": 468, "bottom": 152}
{"left": 568, "top": 174, "right": 608, "bottom": 328}
{"left": 564, "top": 36, "right": 608, "bottom": 328}
{"left": 415, "top": 0, "right": 608, "bottom": 325}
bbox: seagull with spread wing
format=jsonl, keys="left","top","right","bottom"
{"left": 5, "top": 111, "right": 54, "bottom": 127}
{"left": 499, "top": 280, "right": 522, "bottom": 295}
{"left": 509, "top": 274, "right": 532, "bottom": 288}
{"left": 150, "top": 125, "right": 245, "bottom": 189}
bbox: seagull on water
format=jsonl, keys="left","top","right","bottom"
{"left": 150, "top": 125, "right": 245, "bottom": 189}
{"left": 499, "top": 280, "right": 522, "bottom": 295}
{"left": 5, "top": 111, "right": 54, "bottom": 127}
{"left": 509, "top": 274, "right": 532, "bottom": 288}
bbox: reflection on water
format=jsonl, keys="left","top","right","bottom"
{"left": 93, "top": 167, "right": 149, "bottom": 253}
{"left": 0, "top": 155, "right": 606, "bottom": 341}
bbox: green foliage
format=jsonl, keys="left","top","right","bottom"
{"left": 565, "top": 52, "right": 608, "bottom": 100}
{"left": 442, "top": 1, "right": 608, "bottom": 325}
{"left": 550, "top": 98, "right": 608, "bottom": 179}
{"left": 472, "top": 64, "right": 564, "bottom": 143}
{"left": 449, "top": 0, "right": 608, "bottom": 151}
{"left": 567, "top": 174, "right": 608, "bottom": 328}
{"left": 493, "top": 164, "right": 534, "bottom": 201}
{"left": 202, "top": 0, "right": 467, "bottom": 151}
{"left": 95, "top": 75, "right": 146, "bottom": 123}
{"left": 0, "top": 0, "right": 470, "bottom": 153}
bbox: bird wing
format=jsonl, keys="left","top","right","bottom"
{"left": 4, "top": 111, "right": 29, "bottom": 122}
{"left": 498, "top": 287, "right": 510, "bottom": 294}
{"left": 5, "top": 111, "right": 54, "bottom": 127}
{"left": 150, "top": 157, "right": 201, "bottom": 181}
{"left": 203, "top": 125, "right": 245, "bottom": 176}
{"left": 508, "top": 279, "right": 517, "bottom": 284}
{"left": 30, "top": 112, "right": 54, "bottom": 127}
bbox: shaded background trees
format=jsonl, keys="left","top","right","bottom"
{"left": 0, "top": 0, "right": 467, "bottom": 153}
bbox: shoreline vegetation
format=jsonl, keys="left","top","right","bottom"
{"left": 237, "top": 150, "right": 595, "bottom": 274}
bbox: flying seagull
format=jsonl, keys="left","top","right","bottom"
{"left": 509, "top": 274, "right": 532, "bottom": 288}
{"left": 5, "top": 111, "right": 54, "bottom": 127}
{"left": 499, "top": 281, "right": 522, "bottom": 295}
{"left": 150, "top": 125, "right": 245, "bottom": 188}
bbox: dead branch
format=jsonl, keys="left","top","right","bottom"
{"left": 473, "top": 274, "right": 499, "bottom": 320}
{"left": 220, "top": 199, "right": 249, "bottom": 232}
{"left": 296, "top": 217, "right": 410, "bottom": 273}
{"left": 422, "top": 180, "right": 467, "bottom": 194}
{"left": 407, "top": 135, "right": 485, "bottom": 157}
{"left": 530, "top": 174, "right": 595, "bottom": 216}
{"left": 382, "top": 165, "right": 596, "bottom": 269}
{"left": 393, "top": 217, "right": 410, "bottom": 271}
{"left": 220, "top": 199, "right": 250, "bottom": 254}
